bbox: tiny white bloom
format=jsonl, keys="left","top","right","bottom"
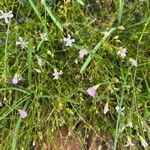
{"left": 103, "top": 31, "right": 110, "bottom": 38}
{"left": 124, "top": 139, "right": 134, "bottom": 147}
{"left": 63, "top": 34, "right": 75, "bottom": 47}
{"left": 0, "top": 10, "right": 13, "bottom": 24}
{"left": 117, "top": 48, "right": 127, "bottom": 59}
{"left": 115, "top": 105, "right": 125, "bottom": 116}
{"left": 129, "top": 58, "right": 137, "bottom": 67}
{"left": 52, "top": 69, "right": 63, "bottom": 80}
{"left": 139, "top": 136, "right": 148, "bottom": 149}
{"left": 103, "top": 101, "right": 109, "bottom": 114}
{"left": 79, "top": 49, "right": 88, "bottom": 59}
{"left": 37, "top": 58, "right": 43, "bottom": 67}
{"left": 0, "top": 102, "right": 2, "bottom": 107}
{"left": 126, "top": 121, "right": 133, "bottom": 128}
{"left": 40, "top": 33, "right": 48, "bottom": 41}
{"left": 16, "top": 37, "right": 29, "bottom": 49}
{"left": 12, "top": 74, "right": 22, "bottom": 84}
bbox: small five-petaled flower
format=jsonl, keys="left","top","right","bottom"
{"left": 124, "top": 137, "right": 134, "bottom": 148}
{"left": 12, "top": 74, "right": 22, "bottom": 84}
{"left": 139, "top": 136, "right": 148, "bottom": 149}
{"left": 37, "top": 58, "right": 43, "bottom": 67}
{"left": 79, "top": 49, "right": 88, "bottom": 59}
{"left": 129, "top": 58, "right": 137, "bottom": 67}
{"left": 63, "top": 34, "right": 75, "bottom": 47}
{"left": 52, "top": 69, "right": 63, "bottom": 80}
{"left": 117, "top": 48, "right": 127, "bottom": 59}
{"left": 115, "top": 105, "right": 125, "bottom": 116}
{"left": 16, "top": 37, "right": 29, "bottom": 49}
{"left": 87, "top": 86, "right": 97, "bottom": 97}
{"left": 19, "top": 110, "right": 27, "bottom": 118}
{"left": 0, "top": 10, "right": 13, "bottom": 24}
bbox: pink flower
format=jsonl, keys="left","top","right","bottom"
{"left": 139, "top": 136, "right": 148, "bottom": 149}
{"left": 19, "top": 110, "right": 27, "bottom": 118}
{"left": 79, "top": 49, "right": 88, "bottom": 59}
{"left": 124, "top": 140, "right": 134, "bottom": 147}
{"left": 12, "top": 75, "right": 22, "bottom": 84}
{"left": 87, "top": 86, "right": 96, "bottom": 97}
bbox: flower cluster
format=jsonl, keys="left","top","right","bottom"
{"left": 117, "top": 48, "right": 138, "bottom": 67}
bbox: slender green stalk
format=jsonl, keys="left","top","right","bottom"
{"left": 28, "top": 0, "right": 47, "bottom": 30}
{"left": 138, "top": 16, "right": 150, "bottom": 43}
{"left": 118, "top": 0, "right": 124, "bottom": 25}
{"left": 27, "top": 38, "right": 33, "bottom": 87}
{"left": 113, "top": 67, "right": 131, "bottom": 150}
{"left": 3, "top": 21, "right": 11, "bottom": 95}
{"left": 42, "top": 1, "right": 63, "bottom": 32}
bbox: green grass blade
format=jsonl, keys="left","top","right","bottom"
{"left": 28, "top": 0, "right": 47, "bottom": 29}
{"left": 138, "top": 16, "right": 150, "bottom": 43}
{"left": 80, "top": 27, "right": 116, "bottom": 73}
{"left": 11, "top": 100, "right": 29, "bottom": 150}
{"left": 42, "top": 2, "right": 63, "bottom": 32}
{"left": 118, "top": 0, "right": 124, "bottom": 25}
{"left": 76, "top": 0, "right": 85, "bottom": 5}
{"left": 27, "top": 38, "right": 33, "bottom": 87}
{"left": 80, "top": 55, "right": 92, "bottom": 73}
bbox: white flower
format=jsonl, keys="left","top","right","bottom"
{"left": 139, "top": 136, "right": 148, "bottom": 149}
{"left": 117, "top": 48, "right": 127, "bottom": 59}
{"left": 63, "top": 34, "right": 75, "bottom": 47}
{"left": 12, "top": 74, "right": 22, "bottom": 84}
{"left": 129, "top": 58, "right": 137, "bottom": 67}
{"left": 126, "top": 121, "right": 133, "bottom": 128}
{"left": 0, "top": 102, "right": 2, "bottom": 107}
{"left": 79, "top": 49, "right": 88, "bottom": 59}
{"left": 124, "top": 139, "right": 134, "bottom": 147}
{"left": 16, "top": 37, "right": 29, "bottom": 49}
{"left": 103, "top": 101, "right": 109, "bottom": 114}
{"left": 103, "top": 31, "right": 110, "bottom": 38}
{"left": 37, "top": 58, "right": 43, "bottom": 67}
{"left": 40, "top": 33, "right": 48, "bottom": 41}
{"left": 0, "top": 10, "right": 13, "bottom": 24}
{"left": 52, "top": 69, "right": 63, "bottom": 80}
{"left": 115, "top": 105, "right": 125, "bottom": 116}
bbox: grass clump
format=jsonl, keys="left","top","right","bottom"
{"left": 0, "top": 0, "right": 150, "bottom": 149}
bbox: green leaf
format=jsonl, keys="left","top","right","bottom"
{"left": 43, "top": 2, "right": 63, "bottom": 32}
{"left": 76, "top": 0, "right": 85, "bottom": 5}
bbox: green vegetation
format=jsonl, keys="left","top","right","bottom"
{"left": 0, "top": 0, "right": 150, "bottom": 149}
